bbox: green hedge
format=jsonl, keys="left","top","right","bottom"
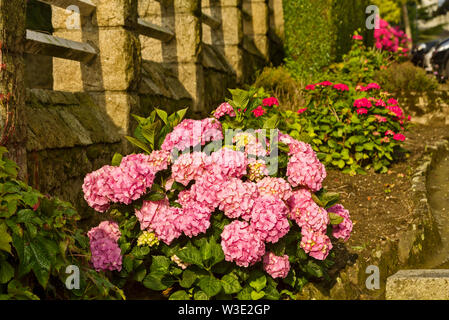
{"left": 283, "top": 0, "right": 373, "bottom": 79}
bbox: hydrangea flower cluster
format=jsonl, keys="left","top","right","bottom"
{"left": 84, "top": 110, "right": 352, "bottom": 278}
{"left": 214, "top": 102, "right": 236, "bottom": 119}
{"left": 83, "top": 153, "right": 157, "bottom": 212}
{"left": 88, "top": 221, "right": 122, "bottom": 272}
{"left": 161, "top": 118, "right": 223, "bottom": 152}
{"left": 328, "top": 204, "right": 353, "bottom": 242}
{"left": 263, "top": 252, "right": 291, "bottom": 279}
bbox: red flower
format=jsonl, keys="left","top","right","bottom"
{"left": 305, "top": 84, "right": 316, "bottom": 90}
{"left": 262, "top": 97, "right": 279, "bottom": 107}
{"left": 252, "top": 106, "right": 265, "bottom": 118}
{"left": 297, "top": 108, "right": 307, "bottom": 114}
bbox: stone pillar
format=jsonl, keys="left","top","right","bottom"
{"left": 138, "top": 0, "right": 165, "bottom": 63}
{"left": 172, "top": 0, "right": 204, "bottom": 113}
{"left": 219, "top": 0, "right": 244, "bottom": 82}
{"left": 0, "top": 0, "right": 27, "bottom": 180}
{"left": 268, "top": 0, "right": 284, "bottom": 40}
{"left": 52, "top": 0, "right": 141, "bottom": 140}
{"left": 244, "top": 0, "right": 269, "bottom": 60}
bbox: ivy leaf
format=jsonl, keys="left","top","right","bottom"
{"left": 198, "top": 275, "right": 222, "bottom": 297}
{"left": 169, "top": 290, "right": 190, "bottom": 300}
{"left": 221, "top": 273, "right": 242, "bottom": 294}
{"left": 0, "top": 260, "right": 14, "bottom": 284}
{"left": 0, "top": 222, "right": 12, "bottom": 254}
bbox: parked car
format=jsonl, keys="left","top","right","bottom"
{"left": 412, "top": 39, "right": 440, "bottom": 72}
{"left": 431, "top": 37, "right": 449, "bottom": 82}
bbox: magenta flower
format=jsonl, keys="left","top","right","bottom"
{"left": 297, "top": 108, "right": 308, "bottom": 114}
{"left": 352, "top": 34, "right": 363, "bottom": 41}
{"left": 333, "top": 83, "right": 349, "bottom": 91}
{"left": 262, "top": 97, "right": 280, "bottom": 107}
{"left": 252, "top": 106, "right": 265, "bottom": 118}
{"left": 357, "top": 108, "right": 368, "bottom": 115}
{"left": 88, "top": 221, "right": 122, "bottom": 272}
{"left": 393, "top": 133, "right": 406, "bottom": 142}
{"left": 305, "top": 84, "right": 316, "bottom": 90}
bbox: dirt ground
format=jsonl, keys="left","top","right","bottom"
{"left": 323, "top": 123, "right": 449, "bottom": 269}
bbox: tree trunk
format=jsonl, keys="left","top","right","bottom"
{"left": 0, "top": 0, "right": 27, "bottom": 180}
{"left": 402, "top": 2, "right": 413, "bottom": 50}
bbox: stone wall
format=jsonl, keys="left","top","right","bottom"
{"left": 0, "top": 0, "right": 285, "bottom": 212}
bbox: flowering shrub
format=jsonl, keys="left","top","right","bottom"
{"left": 82, "top": 102, "right": 352, "bottom": 300}
{"left": 374, "top": 18, "right": 411, "bottom": 59}
{"left": 0, "top": 147, "right": 123, "bottom": 300}
{"left": 299, "top": 81, "right": 411, "bottom": 174}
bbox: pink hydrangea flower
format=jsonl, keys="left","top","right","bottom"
{"left": 135, "top": 199, "right": 182, "bottom": 245}
{"left": 82, "top": 166, "right": 115, "bottom": 212}
{"left": 256, "top": 177, "right": 292, "bottom": 201}
{"left": 328, "top": 204, "right": 353, "bottom": 242}
{"left": 148, "top": 150, "right": 171, "bottom": 172}
{"left": 207, "top": 148, "right": 248, "bottom": 178}
{"left": 190, "top": 171, "right": 227, "bottom": 210}
{"left": 221, "top": 220, "right": 265, "bottom": 267}
{"left": 247, "top": 158, "right": 269, "bottom": 182}
{"left": 263, "top": 252, "right": 291, "bottom": 279}
{"left": 88, "top": 221, "right": 122, "bottom": 272}
{"left": 214, "top": 102, "right": 236, "bottom": 119}
{"left": 288, "top": 189, "right": 329, "bottom": 233}
{"left": 178, "top": 205, "right": 212, "bottom": 238}
{"left": 250, "top": 196, "right": 290, "bottom": 243}
{"left": 278, "top": 132, "right": 315, "bottom": 156}
{"left": 171, "top": 152, "right": 208, "bottom": 186}
{"left": 135, "top": 199, "right": 168, "bottom": 230}
{"left": 300, "top": 228, "right": 332, "bottom": 261}
{"left": 287, "top": 152, "right": 326, "bottom": 192}
{"left": 161, "top": 118, "right": 223, "bottom": 152}
{"left": 374, "top": 115, "right": 387, "bottom": 123}
{"left": 217, "top": 178, "right": 258, "bottom": 220}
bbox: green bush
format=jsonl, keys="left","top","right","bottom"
{"left": 374, "top": 61, "right": 439, "bottom": 94}
{"left": 299, "top": 82, "right": 411, "bottom": 174}
{"left": 283, "top": 0, "right": 372, "bottom": 79}
{"left": 253, "top": 66, "right": 306, "bottom": 111}
{"left": 0, "top": 147, "right": 123, "bottom": 300}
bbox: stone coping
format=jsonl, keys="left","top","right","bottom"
{"left": 25, "top": 88, "right": 121, "bottom": 152}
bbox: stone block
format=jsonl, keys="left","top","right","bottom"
{"left": 53, "top": 28, "right": 141, "bottom": 91}
{"left": 93, "top": 0, "right": 137, "bottom": 27}
{"left": 89, "top": 91, "right": 139, "bottom": 136}
{"left": 386, "top": 270, "right": 449, "bottom": 300}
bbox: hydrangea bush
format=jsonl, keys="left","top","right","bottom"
{"left": 82, "top": 99, "right": 353, "bottom": 300}
{"left": 299, "top": 80, "right": 411, "bottom": 174}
